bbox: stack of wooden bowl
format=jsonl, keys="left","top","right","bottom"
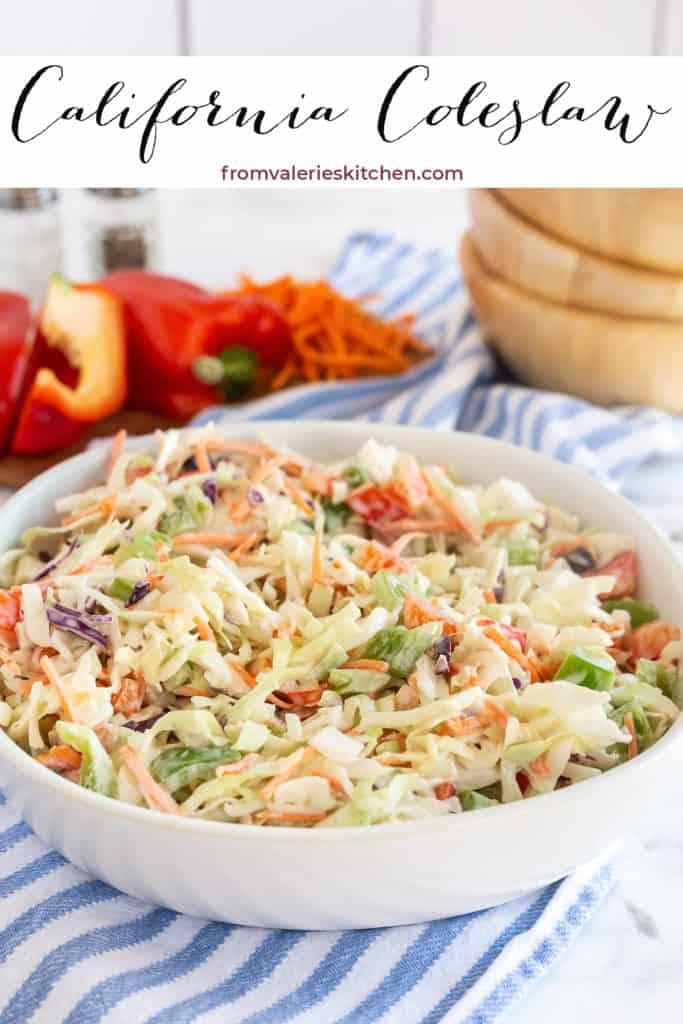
{"left": 461, "top": 189, "right": 683, "bottom": 413}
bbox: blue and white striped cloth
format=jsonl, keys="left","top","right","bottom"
{"left": 1, "top": 233, "right": 681, "bottom": 1023}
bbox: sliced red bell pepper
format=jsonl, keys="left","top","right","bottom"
{"left": 0, "top": 292, "right": 33, "bottom": 453}
{"left": 100, "top": 272, "right": 291, "bottom": 420}
{"left": 347, "top": 484, "right": 408, "bottom": 528}
{"left": 10, "top": 275, "right": 127, "bottom": 454}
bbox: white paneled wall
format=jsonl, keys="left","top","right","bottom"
{"left": 189, "top": 0, "right": 422, "bottom": 55}
{"left": 1, "top": 0, "right": 677, "bottom": 56}
{"left": 431, "top": 0, "right": 660, "bottom": 55}
{"left": 658, "top": 0, "right": 683, "bottom": 53}
{"left": 0, "top": 0, "right": 179, "bottom": 56}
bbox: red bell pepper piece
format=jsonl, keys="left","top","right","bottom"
{"left": 584, "top": 550, "right": 638, "bottom": 599}
{"left": 0, "top": 292, "right": 33, "bottom": 453}
{"left": 100, "top": 272, "right": 291, "bottom": 420}
{"left": 10, "top": 276, "right": 127, "bottom": 454}
{"left": 347, "top": 484, "right": 408, "bottom": 528}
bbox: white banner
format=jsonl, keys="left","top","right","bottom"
{"left": 0, "top": 56, "right": 678, "bottom": 186}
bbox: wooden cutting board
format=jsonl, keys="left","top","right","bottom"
{"left": 0, "top": 410, "right": 181, "bottom": 489}
{"left": 497, "top": 188, "right": 683, "bottom": 274}
{"left": 460, "top": 232, "right": 683, "bottom": 414}
{"left": 468, "top": 189, "right": 683, "bottom": 321}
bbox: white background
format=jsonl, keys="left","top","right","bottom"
{"left": 1, "top": 0, "right": 682, "bottom": 57}
{"left": 1, "top": 57, "right": 679, "bottom": 186}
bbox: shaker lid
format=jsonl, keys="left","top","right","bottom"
{"left": 0, "top": 188, "right": 58, "bottom": 210}
{"left": 87, "top": 188, "right": 152, "bottom": 199}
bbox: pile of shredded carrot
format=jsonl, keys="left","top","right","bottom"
{"left": 236, "top": 275, "right": 432, "bottom": 388}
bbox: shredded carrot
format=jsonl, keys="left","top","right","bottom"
{"left": 528, "top": 755, "right": 552, "bottom": 776}
{"left": 311, "top": 527, "right": 324, "bottom": 584}
{"left": 283, "top": 478, "right": 314, "bottom": 516}
{"left": 255, "top": 808, "right": 328, "bottom": 824}
{"left": 231, "top": 532, "right": 262, "bottom": 559}
{"left": 107, "top": 429, "right": 127, "bottom": 484}
{"left": 403, "top": 593, "right": 459, "bottom": 634}
{"left": 144, "top": 568, "right": 165, "bottom": 589}
{"left": 172, "top": 532, "right": 248, "bottom": 548}
{"left": 193, "top": 615, "right": 213, "bottom": 641}
{"left": 342, "top": 659, "right": 389, "bottom": 672}
{"left": 483, "top": 518, "right": 522, "bottom": 536}
{"left": 174, "top": 686, "right": 215, "bottom": 698}
{"left": 154, "top": 540, "right": 170, "bottom": 563}
{"left": 194, "top": 443, "right": 211, "bottom": 474}
{"left": 387, "top": 517, "right": 466, "bottom": 534}
{"left": 125, "top": 463, "right": 152, "bottom": 486}
{"left": 205, "top": 440, "right": 274, "bottom": 458}
{"left": 438, "top": 714, "right": 488, "bottom": 736}
{"left": 66, "top": 556, "right": 114, "bottom": 576}
{"left": 36, "top": 745, "right": 82, "bottom": 772}
{"left": 390, "top": 531, "right": 427, "bottom": 555}
{"left": 62, "top": 498, "right": 115, "bottom": 527}
{"left": 483, "top": 695, "right": 510, "bottom": 726}
{"left": 271, "top": 358, "right": 297, "bottom": 390}
{"left": 229, "top": 661, "right": 258, "bottom": 689}
{"left": 270, "top": 687, "right": 323, "bottom": 708}
{"left": 483, "top": 626, "right": 538, "bottom": 680}
{"left": 112, "top": 674, "right": 145, "bottom": 717}
{"left": 40, "top": 655, "right": 78, "bottom": 723}
{"left": 311, "top": 769, "right": 349, "bottom": 796}
{"left": 229, "top": 496, "right": 251, "bottom": 522}
{"left": 483, "top": 589, "right": 498, "bottom": 604}
{"left": 623, "top": 711, "right": 639, "bottom": 759}
{"left": 216, "top": 753, "right": 259, "bottom": 776}
{"left": 303, "top": 469, "right": 333, "bottom": 496}
{"left": 360, "top": 541, "right": 409, "bottom": 574}
{"left": 235, "top": 276, "right": 431, "bottom": 389}
{"left": 422, "top": 475, "right": 480, "bottom": 542}
{"left": 260, "top": 747, "right": 313, "bottom": 801}
{"left": 17, "top": 676, "right": 44, "bottom": 696}
{"left": 120, "top": 746, "right": 182, "bottom": 815}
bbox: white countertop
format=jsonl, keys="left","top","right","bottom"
{"left": 35, "top": 189, "right": 683, "bottom": 1019}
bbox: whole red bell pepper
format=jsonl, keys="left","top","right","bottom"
{"left": 10, "top": 275, "right": 128, "bottom": 454}
{"left": 100, "top": 271, "right": 292, "bottom": 420}
{"left": 0, "top": 291, "right": 33, "bottom": 453}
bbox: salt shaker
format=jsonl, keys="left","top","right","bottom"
{"left": 0, "top": 189, "right": 62, "bottom": 308}
{"left": 85, "top": 188, "right": 159, "bottom": 276}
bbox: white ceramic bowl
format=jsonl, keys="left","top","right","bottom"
{"left": 0, "top": 421, "right": 681, "bottom": 930}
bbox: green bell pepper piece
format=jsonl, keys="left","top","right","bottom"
{"left": 602, "top": 598, "right": 658, "bottom": 628}
{"left": 554, "top": 646, "right": 615, "bottom": 691}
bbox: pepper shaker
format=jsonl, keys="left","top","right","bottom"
{"left": 0, "top": 189, "right": 62, "bottom": 308}
{"left": 85, "top": 188, "right": 159, "bottom": 276}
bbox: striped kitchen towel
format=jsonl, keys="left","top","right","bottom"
{"left": 1, "top": 233, "right": 679, "bottom": 1024}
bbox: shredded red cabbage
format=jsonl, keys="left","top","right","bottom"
{"left": 46, "top": 603, "right": 111, "bottom": 648}
{"left": 565, "top": 546, "right": 597, "bottom": 574}
{"left": 492, "top": 569, "right": 506, "bottom": 603}
{"left": 125, "top": 581, "right": 151, "bottom": 607}
{"left": 248, "top": 487, "right": 264, "bottom": 504}
{"left": 431, "top": 635, "right": 453, "bottom": 675}
{"left": 33, "top": 537, "right": 80, "bottom": 581}
{"left": 123, "top": 711, "right": 165, "bottom": 732}
{"left": 202, "top": 478, "right": 218, "bottom": 504}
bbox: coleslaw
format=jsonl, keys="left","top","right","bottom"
{"left": 0, "top": 426, "right": 679, "bottom": 827}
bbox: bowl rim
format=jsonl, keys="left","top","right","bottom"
{"left": 1, "top": 419, "right": 681, "bottom": 843}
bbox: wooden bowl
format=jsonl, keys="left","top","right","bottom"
{"left": 460, "top": 232, "right": 683, "bottom": 413}
{"left": 468, "top": 190, "right": 683, "bottom": 322}
{"left": 497, "top": 189, "right": 683, "bottom": 274}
